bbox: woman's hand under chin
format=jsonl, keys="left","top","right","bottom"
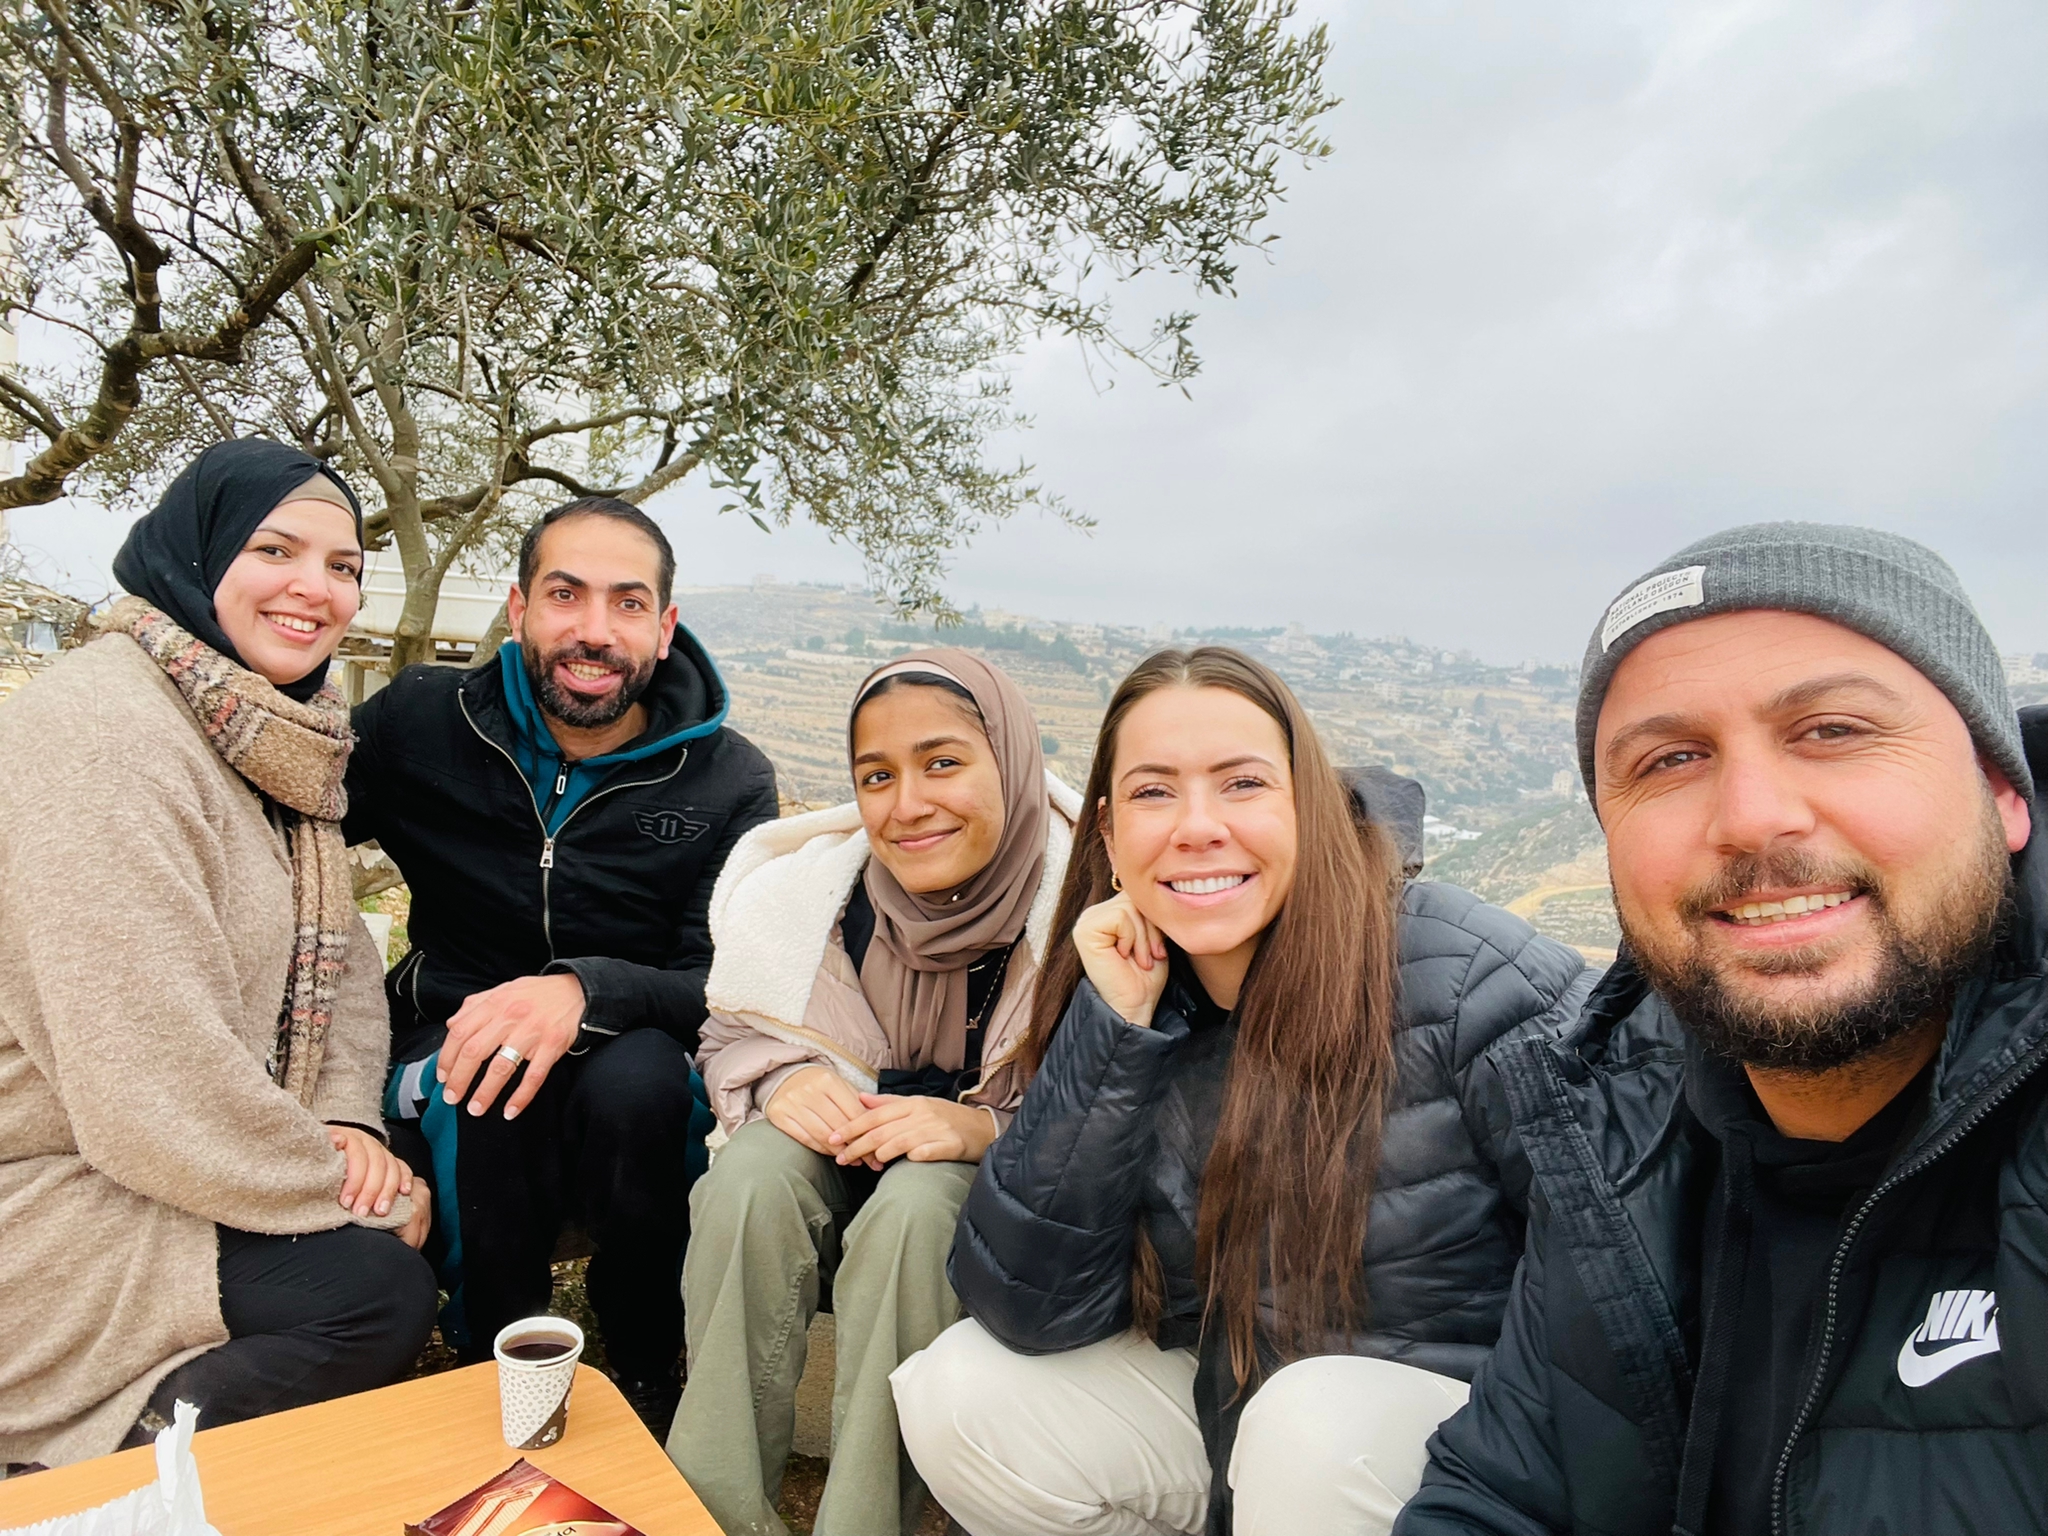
{"left": 1073, "top": 891, "right": 1171, "bottom": 1028}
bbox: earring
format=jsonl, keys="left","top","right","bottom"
{"left": 1110, "top": 871, "right": 1123, "bottom": 893}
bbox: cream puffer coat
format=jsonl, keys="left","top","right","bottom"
{"left": 695, "top": 771, "right": 1080, "bottom": 1142}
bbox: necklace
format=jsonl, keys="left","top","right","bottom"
{"left": 966, "top": 941, "right": 1018, "bottom": 1041}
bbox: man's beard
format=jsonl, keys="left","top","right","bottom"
{"left": 1619, "top": 801, "right": 2011, "bottom": 1074}
{"left": 523, "top": 637, "right": 657, "bottom": 730}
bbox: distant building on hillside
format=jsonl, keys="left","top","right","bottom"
{"left": 2004, "top": 653, "right": 2048, "bottom": 709}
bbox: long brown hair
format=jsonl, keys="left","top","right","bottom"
{"left": 1022, "top": 648, "right": 1403, "bottom": 1386}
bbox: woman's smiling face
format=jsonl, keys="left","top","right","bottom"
{"left": 210, "top": 498, "right": 364, "bottom": 686}
{"left": 1103, "top": 684, "right": 1298, "bottom": 967}
{"left": 852, "top": 684, "right": 1007, "bottom": 895}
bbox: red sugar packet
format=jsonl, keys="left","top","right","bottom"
{"left": 404, "top": 1458, "right": 645, "bottom": 1535}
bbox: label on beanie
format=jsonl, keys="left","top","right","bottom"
{"left": 1601, "top": 565, "right": 1706, "bottom": 651}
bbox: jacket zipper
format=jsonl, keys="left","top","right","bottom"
{"left": 1767, "top": 1034, "right": 2048, "bottom": 1534}
{"left": 457, "top": 689, "right": 688, "bottom": 960}
{"left": 533, "top": 753, "right": 689, "bottom": 957}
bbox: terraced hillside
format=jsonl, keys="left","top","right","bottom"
{"left": 1424, "top": 802, "right": 1618, "bottom": 959}
{"left": 676, "top": 583, "right": 1114, "bottom": 804}
{"left": 676, "top": 582, "right": 1610, "bottom": 952}
{"left": 678, "top": 583, "right": 2043, "bottom": 965}
{"left": 677, "top": 583, "right": 1588, "bottom": 817}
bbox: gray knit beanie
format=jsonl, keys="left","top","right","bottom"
{"left": 1576, "top": 522, "right": 2029, "bottom": 802}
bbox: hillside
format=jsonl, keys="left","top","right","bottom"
{"left": 679, "top": 583, "right": 2046, "bottom": 965}
{"left": 679, "top": 581, "right": 1611, "bottom": 953}
{"left": 680, "top": 582, "right": 1587, "bottom": 815}
{"left": 1423, "top": 802, "right": 1617, "bottom": 958}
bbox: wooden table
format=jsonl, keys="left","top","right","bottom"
{"left": 0, "top": 1365, "right": 722, "bottom": 1535}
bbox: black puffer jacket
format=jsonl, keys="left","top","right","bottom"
{"left": 951, "top": 878, "right": 1593, "bottom": 1535}
{"left": 1398, "top": 709, "right": 2048, "bottom": 1536}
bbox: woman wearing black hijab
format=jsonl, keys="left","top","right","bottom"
{"left": 0, "top": 440, "right": 438, "bottom": 1471}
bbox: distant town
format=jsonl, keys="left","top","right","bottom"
{"left": 674, "top": 581, "right": 2048, "bottom": 965}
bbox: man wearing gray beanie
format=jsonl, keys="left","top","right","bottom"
{"left": 1400, "top": 523, "right": 2047, "bottom": 1536}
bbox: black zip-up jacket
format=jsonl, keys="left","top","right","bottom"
{"left": 952, "top": 874, "right": 1594, "bottom": 1536}
{"left": 1399, "top": 709, "right": 2048, "bottom": 1536}
{"left": 344, "top": 634, "right": 780, "bottom": 1063}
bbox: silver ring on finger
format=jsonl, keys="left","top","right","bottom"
{"left": 495, "top": 1043, "right": 525, "bottom": 1068}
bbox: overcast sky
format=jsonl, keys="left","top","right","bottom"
{"left": 12, "top": 0, "right": 2044, "bottom": 665}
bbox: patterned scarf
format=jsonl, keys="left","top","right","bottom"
{"left": 101, "top": 597, "right": 355, "bottom": 1107}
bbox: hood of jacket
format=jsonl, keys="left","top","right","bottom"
{"left": 487, "top": 624, "right": 731, "bottom": 832}
{"left": 1341, "top": 764, "right": 1428, "bottom": 875}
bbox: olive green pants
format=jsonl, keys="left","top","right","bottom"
{"left": 667, "top": 1117, "right": 976, "bottom": 1536}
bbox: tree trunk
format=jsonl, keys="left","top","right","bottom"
{"left": 386, "top": 548, "right": 445, "bottom": 673}
{"left": 383, "top": 482, "right": 443, "bottom": 673}
{"left": 472, "top": 600, "right": 511, "bottom": 667}
{"left": 385, "top": 485, "right": 507, "bottom": 674}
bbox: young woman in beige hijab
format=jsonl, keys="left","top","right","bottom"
{"left": 677, "top": 649, "right": 1078, "bottom": 1536}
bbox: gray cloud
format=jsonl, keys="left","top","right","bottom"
{"left": 657, "top": 0, "right": 2046, "bottom": 661}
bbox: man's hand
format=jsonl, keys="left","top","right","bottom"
{"left": 763, "top": 1066, "right": 868, "bottom": 1158}
{"left": 329, "top": 1124, "right": 412, "bottom": 1219}
{"left": 831, "top": 1094, "right": 998, "bottom": 1168}
{"left": 438, "top": 973, "right": 586, "bottom": 1119}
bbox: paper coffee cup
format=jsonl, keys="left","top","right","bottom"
{"left": 493, "top": 1316, "right": 585, "bottom": 1449}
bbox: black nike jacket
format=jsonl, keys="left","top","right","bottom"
{"left": 1398, "top": 707, "right": 2048, "bottom": 1536}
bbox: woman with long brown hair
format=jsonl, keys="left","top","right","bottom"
{"left": 890, "top": 647, "right": 1593, "bottom": 1536}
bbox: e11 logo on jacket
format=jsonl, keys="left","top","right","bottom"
{"left": 636, "top": 808, "right": 709, "bottom": 844}
{"left": 1897, "top": 1289, "right": 2000, "bottom": 1388}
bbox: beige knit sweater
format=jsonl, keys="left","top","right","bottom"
{"left": 0, "top": 635, "right": 411, "bottom": 1468}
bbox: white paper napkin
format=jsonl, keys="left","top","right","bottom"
{"left": 1, "top": 1403, "right": 221, "bottom": 1536}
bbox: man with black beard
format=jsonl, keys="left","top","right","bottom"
{"left": 1400, "top": 524, "right": 2046, "bottom": 1536}
{"left": 344, "top": 498, "right": 777, "bottom": 1429}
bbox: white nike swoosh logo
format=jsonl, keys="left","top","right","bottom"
{"left": 1896, "top": 1332, "right": 2001, "bottom": 1388}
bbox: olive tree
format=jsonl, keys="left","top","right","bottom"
{"left": 2, "top": 0, "right": 1333, "bottom": 667}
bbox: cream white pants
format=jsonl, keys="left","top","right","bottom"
{"left": 891, "top": 1318, "right": 1470, "bottom": 1536}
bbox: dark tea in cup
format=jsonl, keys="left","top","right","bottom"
{"left": 501, "top": 1335, "right": 575, "bottom": 1363}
